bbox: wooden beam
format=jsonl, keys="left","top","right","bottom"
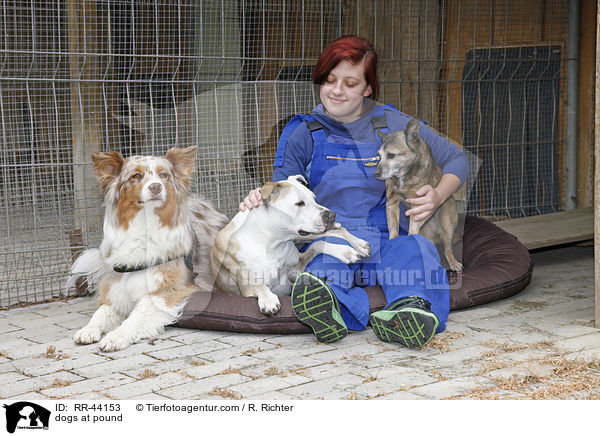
{"left": 595, "top": 0, "right": 600, "bottom": 328}
{"left": 68, "top": 0, "right": 103, "bottom": 242}
{"left": 494, "top": 207, "right": 594, "bottom": 250}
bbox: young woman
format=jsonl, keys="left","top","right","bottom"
{"left": 241, "top": 35, "right": 470, "bottom": 348}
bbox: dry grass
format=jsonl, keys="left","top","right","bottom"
{"left": 264, "top": 366, "right": 280, "bottom": 376}
{"left": 425, "top": 331, "right": 466, "bottom": 352}
{"left": 139, "top": 369, "right": 157, "bottom": 379}
{"left": 449, "top": 353, "right": 600, "bottom": 400}
{"left": 347, "top": 392, "right": 359, "bottom": 400}
{"left": 44, "top": 345, "right": 69, "bottom": 360}
{"left": 49, "top": 378, "right": 72, "bottom": 388}
{"left": 208, "top": 387, "right": 241, "bottom": 399}
{"left": 241, "top": 347, "right": 263, "bottom": 356}
{"left": 218, "top": 366, "right": 243, "bottom": 376}
{"left": 362, "top": 373, "right": 378, "bottom": 383}
{"left": 189, "top": 359, "right": 206, "bottom": 367}
{"left": 0, "top": 350, "right": 8, "bottom": 358}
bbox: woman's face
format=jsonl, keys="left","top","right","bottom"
{"left": 319, "top": 59, "right": 372, "bottom": 124}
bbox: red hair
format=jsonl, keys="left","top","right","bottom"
{"left": 312, "top": 35, "right": 379, "bottom": 101}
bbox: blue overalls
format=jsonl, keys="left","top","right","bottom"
{"left": 277, "top": 106, "right": 450, "bottom": 332}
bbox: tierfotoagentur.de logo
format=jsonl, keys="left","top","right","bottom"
{"left": 3, "top": 402, "right": 51, "bottom": 433}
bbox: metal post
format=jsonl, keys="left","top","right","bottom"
{"left": 566, "top": 0, "right": 580, "bottom": 210}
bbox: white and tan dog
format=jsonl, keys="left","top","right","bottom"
{"left": 210, "top": 175, "right": 370, "bottom": 315}
{"left": 67, "top": 146, "right": 228, "bottom": 351}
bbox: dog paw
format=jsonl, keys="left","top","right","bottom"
{"left": 74, "top": 326, "right": 102, "bottom": 345}
{"left": 98, "top": 332, "right": 130, "bottom": 352}
{"left": 447, "top": 259, "right": 463, "bottom": 272}
{"left": 258, "top": 293, "right": 281, "bottom": 316}
{"left": 355, "top": 240, "right": 371, "bottom": 259}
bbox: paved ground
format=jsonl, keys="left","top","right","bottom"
{"left": 1, "top": 244, "right": 598, "bottom": 401}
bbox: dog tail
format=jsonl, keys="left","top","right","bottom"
{"left": 65, "top": 248, "right": 105, "bottom": 293}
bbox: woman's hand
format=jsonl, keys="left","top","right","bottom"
{"left": 239, "top": 187, "right": 262, "bottom": 212}
{"left": 404, "top": 185, "right": 442, "bottom": 222}
{"left": 405, "top": 173, "right": 461, "bottom": 222}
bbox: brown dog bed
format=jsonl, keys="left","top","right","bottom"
{"left": 176, "top": 215, "right": 533, "bottom": 334}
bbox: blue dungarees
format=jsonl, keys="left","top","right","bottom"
{"left": 274, "top": 105, "right": 450, "bottom": 332}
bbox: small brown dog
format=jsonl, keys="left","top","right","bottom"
{"left": 374, "top": 118, "right": 462, "bottom": 271}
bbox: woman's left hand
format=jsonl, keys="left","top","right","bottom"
{"left": 404, "top": 185, "right": 443, "bottom": 222}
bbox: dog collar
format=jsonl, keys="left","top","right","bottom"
{"left": 113, "top": 252, "right": 194, "bottom": 273}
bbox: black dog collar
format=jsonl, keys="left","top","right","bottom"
{"left": 113, "top": 252, "right": 194, "bottom": 273}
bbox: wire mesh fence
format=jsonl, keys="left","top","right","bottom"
{"left": 0, "top": 0, "right": 569, "bottom": 307}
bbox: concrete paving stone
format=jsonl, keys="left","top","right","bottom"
{"left": 418, "top": 344, "right": 491, "bottom": 367}
{"left": 144, "top": 341, "right": 232, "bottom": 361}
{"left": 287, "top": 361, "right": 369, "bottom": 382}
{"left": 215, "top": 333, "right": 286, "bottom": 347}
{"left": 447, "top": 306, "right": 503, "bottom": 323}
{"left": 553, "top": 333, "right": 600, "bottom": 353}
{"left": 102, "top": 371, "right": 193, "bottom": 399}
{"left": 4, "top": 337, "right": 87, "bottom": 360}
{"left": 243, "top": 391, "right": 300, "bottom": 400}
{"left": 73, "top": 354, "right": 160, "bottom": 379}
{"left": 167, "top": 329, "right": 231, "bottom": 343}
{"left": 39, "top": 373, "right": 137, "bottom": 399}
{"left": 307, "top": 342, "right": 394, "bottom": 363}
{"left": 537, "top": 308, "right": 596, "bottom": 326}
{"left": 351, "top": 365, "right": 440, "bottom": 387}
{"left": 173, "top": 355, "right": 263, "bottom": 380}
{"left": 66, "top": 391, "right": 119, "bottom": 400}
{"left": 0, "top": 371, "right": 31, "bottom": 386}
{"left": 277, "top": 373, "right": 365, "bottom": 400}
{"left": 3, "top": 310, "right": 47, "bottom": 323}
{"left": 10, "top": 351, "right": 111, "bottom": 378}
{"left": 0, "top": 338, "right": 40, "bottom": 358}
{"left": 30, "top": 302, "right": 72, "bottom": 317}
{"left": 124, "top": 392, "right": 173, "bottom": 400}
{"left": 0, "top": 370, "right": 84, "bottom": 398}
{"left": 157, "top": 373, "right": 252, "bottom": 399}
{"left": 92, "top": 338, "right": 186, "bottom": 360}
{"left": 52, "top": 313, "right": 91, "bottom": 330}
{"left": 371, "top": 390, "right": 431, "bottom": 400}
{"left": 118, "top": 355, "right": 212, "bottom": 378}
{"left": 5, "top": 391, "right": 50, "bottom": 401}
{"left": 563, "top": 347, "right": 600, "bottom": 361}
{"left": 239, "top": 356, "right": 324, "bottom": 377}
{"left": 0, "top": 320, "right": 23, "bottom": 335}
{"left": 195, "top": 341, "right": 278, "bottom": 363}
{"left": 350, "top": 371, "right": 439, "bottom": 398}
{"left": 25, "top": 327, "right": 72, "bottom": 344}
{"left": 224, "top": 375, "right": 293, "bottom": 398}
{"left": 484, "top": 360, "right": 555, "bottom": 381}
{"left": 410, "top": 376, "right": 498, "bottom": 399}
{"left": 498, "top": 330, "right": 562, "bottom": 346}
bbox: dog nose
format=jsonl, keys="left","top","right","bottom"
{"left": 148, "top": 183, "right": 162, "bottom": 195}
{"left": 322, "top": 210, "right": 336, "bottom": 229}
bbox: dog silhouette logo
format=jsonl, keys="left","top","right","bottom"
{"left": 3, "top": 402, "right": 50, "bottom": 433}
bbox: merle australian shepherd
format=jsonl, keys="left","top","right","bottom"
{"left": 68, "top": 146, "right": 228, "bottom": 351}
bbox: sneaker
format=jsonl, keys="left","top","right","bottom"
{"left": 291, "top": 272, "right": 348, "bottom": 343}
{"left": 369, "top": 296, "right": 439, "bottom": 348}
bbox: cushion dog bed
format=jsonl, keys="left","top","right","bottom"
{"left": 176, "top": 215, "right": 533, "bottom": 334}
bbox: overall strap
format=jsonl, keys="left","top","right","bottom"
{"left": 273, "top": 114, "right": 313, "bottom": 167}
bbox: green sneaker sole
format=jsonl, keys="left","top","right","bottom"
{"left": 369, "top": 308, "right": 439, "bottom": 348}
{"left": 291, "top": 273, "right": 348, "bottom": 343}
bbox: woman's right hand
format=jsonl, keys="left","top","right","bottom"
{"left": 239, "top": 187, "right": 262, "bottom": 211}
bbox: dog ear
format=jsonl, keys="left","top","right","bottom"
{"left": 166, "top": 146, "right": 197, "bottom": 182}
{"left": 404, "top": 118, "right": 421, "bottom": 146}
{"left": 91, "top": 151, "right": 125, "bottom": 193}
{"left": 294, "top": 175, "right": 309, "bottom": 188}
{"left": 260, "top": 181, "right": 284, "bottom": 205}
